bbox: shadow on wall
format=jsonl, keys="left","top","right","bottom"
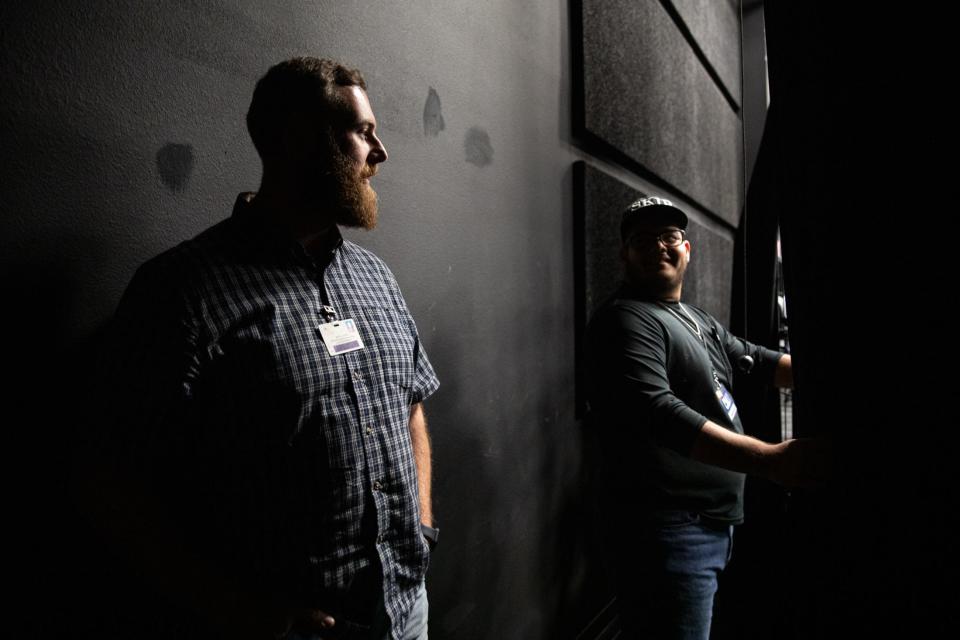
{"left": 420, "top": 324, "right": 501, "bottom": 638}
{"left": 2, "top": 75, "right": 169, "bottom": 634}
{"left": 407, "top": 162, "right": 602, "bottom": 640}
{"left": 424, "top": 291, "right": 597, "bottom": 640}
{"left": 3, "top": 254, "right": 114, "bottom": 635}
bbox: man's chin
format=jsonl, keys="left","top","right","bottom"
{"left": 336, "top": 203, "right": 378, "bottom": 230}
{"left": 333, "top": 183, "right": 379, "bottom": 230}
{"left": 339, "top": 216, "right": 378, "bottom": 231}
{"left": 631, "top": 272, "right": 681, "bottom": 294}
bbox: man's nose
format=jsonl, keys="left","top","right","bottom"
{"left": 642, "top": 237, "right": 669, "bottom": 252}
{"left": 370, "top": 133, "right": 388, "bottom": 164}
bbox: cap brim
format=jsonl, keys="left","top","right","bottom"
{"left": 624, "top": 204, "right": 688, "bottom": 231}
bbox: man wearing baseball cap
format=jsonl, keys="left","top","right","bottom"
{"left": 586, "top": 196, "right": 827, "bottom": 639}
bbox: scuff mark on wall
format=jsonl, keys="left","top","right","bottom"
{"left": 156, "top": 143, "right": 194, "bottom": 192}
{"left": 464, "top": 127, "right": 493, "bottom": 166}
{"left": 423, "top": 86, "right": 445, "bottom": 137}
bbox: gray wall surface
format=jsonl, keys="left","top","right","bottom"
{"left": 580, "top": 0, "right": 743, "bottom": 226}
{"left": 3, "top": 1, "right": 759, "bottom": 638}
{"left": 577, "top": 163, "right": 732, "bottom": 328}
{"left": 671, "top": 0, "right": 742, "bottom": 106}
{"left": 2, "top": 1, "right": 604, "bottom": 638}
{"left": 575, "top": 0, "right": 748, "bottom": 335}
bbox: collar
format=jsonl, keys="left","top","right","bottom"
{"left": 231, "top": 192, "right": 343, "bottom": 270}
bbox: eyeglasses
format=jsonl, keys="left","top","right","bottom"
{"left": 627, "top": 229, "right": 686, "bottom": 248}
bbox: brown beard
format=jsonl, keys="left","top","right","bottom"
{"left": 329, "top": 151, "right": 379, "bottom": 230}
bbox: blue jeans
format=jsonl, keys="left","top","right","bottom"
{"left": 286, "top": 583, "right": 428, "bottom": 640}
{"left": 617, "top": 512, "right": 734, "bottom": 640}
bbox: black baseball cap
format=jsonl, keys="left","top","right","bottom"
{"left": 620, "top": 196, "right": 689, "bottom": 239}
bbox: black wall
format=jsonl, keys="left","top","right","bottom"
{"left": 573, "top": 0, "right": 756, "bottom": 337}
{"left": 1, "top": 1, "right": 756, "bottom": 638}
{"left": 7, "top": 2, "right": 942, "bottom": 638}
{"left": 2, "top": 2, "right": 597, "bottom": 638}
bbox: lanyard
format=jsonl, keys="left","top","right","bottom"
{"left": 320, "top": 305, "right": 338, "bottom": 323}
{"left": 658, "top": 301, "right": 703, "bottom": 343}
{"left": 658, "top": 301, "right": 723, "bottom": 390}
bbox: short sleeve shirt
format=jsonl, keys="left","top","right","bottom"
{"left": 107, "top": 193, "right": 439, "bottom": 639}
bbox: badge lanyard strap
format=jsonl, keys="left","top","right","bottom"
{"left": 320, "top": 305, "right": 338, "bottom": 323}
{"left": 658, "top": 301, "right": 723, "bottom": 390}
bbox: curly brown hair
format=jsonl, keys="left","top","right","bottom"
{"left": 246, "top": 57, "right": 367, "bottom": 161}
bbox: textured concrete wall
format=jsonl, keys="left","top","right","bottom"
{"left": 2, "top": 2, "right": 598, "bottom": 638}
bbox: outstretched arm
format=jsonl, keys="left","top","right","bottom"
{"left": 690, "top": 420, "right": 829, "bottom": 487}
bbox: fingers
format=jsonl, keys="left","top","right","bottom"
{"left": 305, "top": 610, "right": 336, "bottom": 629}
{"left": 802, "top": 437, "right": 834, "bottom": 486}
{"left": 772, "top": 437, "right": 834, "bottom": 488}
{"left": 288, "top": 608, "right": 336, "bottom": 635}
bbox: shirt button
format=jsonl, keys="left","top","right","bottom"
{"left": 373, "top": 480, "right": 383, "bottom": 491}
{"left": 365, "top": 426, "right": 373, "bottom": 435}
{"left": 353, "top": 371, "right": 365, "bottom": 383}
{"left": 377, "top": 533, "right": 385, "bottom": 544}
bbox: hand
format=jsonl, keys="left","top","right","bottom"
{"left": 765, "top": 437, "right": 833, "bottom": 488}
{"left": 208, "top": 593, "right": 335, "bottom": 640}
{"left": 286, "top": 608, "right": 337, "bottom": 638}
{"left": 210, "top": 604, "right": 294, "bottom": 640}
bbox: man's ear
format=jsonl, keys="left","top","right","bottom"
{"left": 280, "top": 116, "right": 306, "bottom": 159}
{"left": 683, "top": 239, "right": 691, "bottom": 263}
{"left": 280, "top": 109, "right": 322, "bottom": 161}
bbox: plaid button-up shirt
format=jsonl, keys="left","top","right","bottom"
{"left": 108, "top": 193, "right": 439, "bottom": 639}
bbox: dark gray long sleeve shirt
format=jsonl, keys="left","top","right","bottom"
{"left": 587, "top": 288, "right": 781, "bottom": 523}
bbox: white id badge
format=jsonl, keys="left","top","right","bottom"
{"left": 318, "top": 318, "right": 365, "bottom": 356}
{"left": 716, "top": 383, "right": 738, "bottom": 421}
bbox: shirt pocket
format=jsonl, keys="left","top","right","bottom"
{"left": 355, "top": 305, "right": 416, "bottom": 393}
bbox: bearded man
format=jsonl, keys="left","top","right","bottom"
{"left": 98, "top": 58, "right": 438, "bottom": 640}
